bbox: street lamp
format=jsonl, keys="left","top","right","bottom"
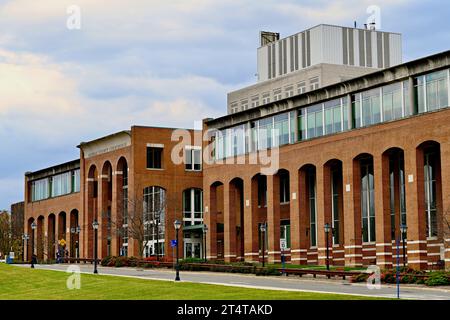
{"left": 70, "top": 226, "right": 81, "bottom": 260}
{"left": 92, "top": 220, "right": 99, "bottom": 274}
{"left": 324, "top": 223, "right": 331, "bottom": 272}
{"left": 22, "top": 233, "right": 29, "bottom": 262}
{"left": 203, "top": 224, "right": 208, "bottom": 263}
{"left": 31, "top": 221, "right": 37, "bottom": 268}
{"left": 260, "top": 222, "right": 267, "bottom": 268}
{"left": 174, "top": 220, "right": 182, "bottom": 281}
{"left": 400, "top": 224, "right": 408, "bottom": 268}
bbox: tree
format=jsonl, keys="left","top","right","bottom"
{"left": 0, "top": 211, "right": 12, "bottom": 258}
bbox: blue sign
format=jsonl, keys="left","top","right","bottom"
{"left": 171, "top": 240, "right": 177, "bottom": 248}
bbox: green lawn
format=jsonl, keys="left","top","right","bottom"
{"left": 0, "top": 264, "right": 381, "bottom": 300}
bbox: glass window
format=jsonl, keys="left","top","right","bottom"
{"left": 403, "top": 80, "right": 412, "bottom": 116}
{"left": 72, "top": 169, "right": 80, "bottom": 193}
{"left": 424, "top": 152, "right": 438, "bottom": 238}
{"left": 331, "top": 169, "right": 341, "bottom": 245}
{"left": 382, "top": 83, "right": 403, "bottom": 122}
{"left": 279, "top": 172, "right": 290, "bottom": 203}
{"left": 183, "top": 189, "right": 203, "bottom": 225}
{"left": 231, "top": 125, "right": 245, "bottom": 156}
{"left": 289, "top": 112, "right": 296, "bottom": 143}
{"left": 185, "top": 147, "right": 201, "bottom": 171}
{"left": 342, "top": 97, "right": 349, "bottom": 131}
{"left": 147, "top": 147, "right": 163, "bottom": 169}
{"left": 258, "top": 117, "right": 273, "bottom": 150}
{"left": 143, "top": 186, "right": 166, "bottom": 243}
{"left": 298, "top": 109, "right": 307, "bottom": 141}
{"left": 306, "top": 104, "right": 323, "bottom": 139}
{"left": 426, "top": 70, "right": 448, "bottom": 111}
{"left": 361, "top": 158, "right": 376, "bottom": 243}
{"left": 324, "top": 99, "right": 342, "bottom": 135}
{"left": 51, "top": 172, "right": 71, "bottom": 197}
{"left": 31, "top": 178, "right": 50, "bottom": 201}
{"left": 361, "top": 88, "right": 381, "bottom": 126}
{"left": 414, "top": 76, "right": 426, "bottom": 114}
{"left": 274, "top": 113, "right": 289, "bottom": 146}
{"left": 351, "top": 94, "right": 361, "bottom": 129}
{"left": 308, "top": 169, "right": 317, "bottom": 247}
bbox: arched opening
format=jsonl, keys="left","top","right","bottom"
{"left": 323, "top": 159, "right": 344, "bottom": 266}
{"left": 182, "top": 188, "right": 204, "bottom": 259}
{"left": 227, "top": 178, "right": 244, "bottom": 262}
{"left": 417, "top": 141, "right": 442, "bottom": 240}
{"left": 47, "top": 214, "right": 56, "bottom": 260}
{"left": 208, "top": 181, "right": 224, "bottom": 260}
{"left": 116, "top": 157, "right": 128, "bottom": 257}
{"left": 69, "top": 209, "right": 79, "bottom": 258}
{"left": 143, "top": 186, "right": 166, "bottom": 259}
{"left": 87, "top": 165, "right": 98, "bottom": 258}
{"left": 277, "top": 169, "right": 291, "bottom": 261}
{"left": 27, "top": 218, "right": 35, "bottom": 261}
{"left": 100, "top": 161, "right": 113, "bottom": 258}
{"left": 299, "top": 164, "right": 317, "bottom": 255}
{"left": 57, "top": 211, "right": 67, "bottom": 258}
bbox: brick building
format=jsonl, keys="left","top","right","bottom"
{"left": 24, "top": 126, "right": 203, "bottom": 261}
{"left": 203, "top": 50, "right": 450, "bottom": 271}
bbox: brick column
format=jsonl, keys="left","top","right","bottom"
{"left": 244, "top": 176, "right": 259, "bottom": 262}
{"left": 343, "top": 157, "right": 363, "bottom": 267}
{"left": 111, "top": 171, "right": 122, "bottom": 256}
{"left": 439, "top": 143, "right": 450, "bottom": 270}
{"left": 404, "top": 146, "right": 428, "bottom": 270}
{"left": 223, "top": 182, "right": 237, "bottom": 262}
{"left": 374, "top": 153, "right": 393, "bottom": 269}
{"left": 290, "top": 168, "right": 306, "bottom": 264}
{"left": 205, "top": 184, "right": 218, "bottom": 260}
{"left": 97, "top": 174, "right": 109, "bottom": 259}
{"left": 267, "top": 174, "right": 281, "bottom": 263}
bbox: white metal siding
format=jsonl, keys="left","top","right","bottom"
{"left": 322, "top": 25, "right": 343, "bottom": 65}
{"left": 389, "top": 33, "right": 403, "bottom": 66}
{"left": 257, "top": 46, "right": 268, "bottom": 82}
{"left": 371, "top": 31, "right": 378, "bottom": 69}
{"left": 309, "top": 25, "right": 323, "bottom": 66}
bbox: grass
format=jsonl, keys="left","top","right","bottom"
{"left": 0, "top": 264, "right": 383, "bottom": 300}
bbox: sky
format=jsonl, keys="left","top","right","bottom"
{"left": 0, "top": 0, "right": 449, "bottom": 209}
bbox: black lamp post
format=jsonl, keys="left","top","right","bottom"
{"left": 92, "top": 220, "right": 99, "bottom": 274}
{"left": 324, "top": 223, "right": 331, "bottom": 271}
{"left": 400, "top": 224, "right": 408, "bottom": 268}
{"left": 260, "top": 222, "right": 266, "bottom": 267}
{"left": 203, "top": 224, "right": 208, "bottom": 263}
{"left": 31, "top": 221, "right": 37, "bottom": 268}
{"left": 174, "top": 220, "right": 182, "bottom": 281}
{"left": 22, "top": 233, "right": 29, "bottom": 262}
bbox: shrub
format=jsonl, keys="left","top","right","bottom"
{"left": 255, "top": 266, "right": 281, "bottom": 276}
{"left": 101, "top": 256, "right": 112, "bottom": 266}
{"left": 352, "top": 273, "right": 369, "bottom": 283}
{"left": 425, "top": 272, "right": 450, "bottom": 286}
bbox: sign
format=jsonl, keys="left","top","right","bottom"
{"left": 171, "top": 240, "right": 178, "bottom": 248}
{"left": 9, "top": 252, "right": 14, "bottom": 259}
{"left": 280, "top": 239, "right": 287, "bottom": 251}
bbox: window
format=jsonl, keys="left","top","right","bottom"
{"left": 274, "top": 113, "right": 289, "bottom": 146}
{"left": 240, "top": 99, "right": 249, "bottom": 111}
{"left": 424, "top": 151, "right": 438, "bottom": 238}
{"left": 51, "top": 172, "right": 71, "bottom": 197}
{"left": 414, "top": 70, "right": 449, "bottom": 113}
{"left": 258, "top": 117, "right": 273, "bottom": 150}
{"left": 298, "top": 108, "right": 307, "bottom": 141}
{"left": 230, "top": 102, "right": 238, "bottom": 113}
{"left": 143, "top": 186, "right": 166, "bottom": 256}
{"left": 382, "top": 83, "right": 403, "bottom": 122}
{"left": 185, "top": 147, "right": 202, "bottom": 171}
{"left": 361, "top": 88, "right": 381, "bottom": 126}
{"left": 324, "top": 99, "right": 342, "bottom": 135}
{"left": 308, "top": 169, "right": 317, "bottom": 247}
{"left": 306, "top": 104, "right": 323, "bottom": 139}
{"left": 251, "top": 95, "right": 260, "bottom": 108}
{"left": 389, "top": 155, "right": 406, "bottom": 240}
{"left": 31, "top": 178, "right": 49, "bottom": 201}
{"left": 285, "top": 85, "right": 294, "bottom": 98}
{"left": 351, "top": 94, "right": 361, "bottom": 128}
{"left": 72, "top": 169, "right": 80, "bottom": 193}
{"left": 279, "top": 172, "right": 290, "bottom": 204}
{"left": 183, "top": 189, "right": 203, "bottom": 226}
{"left": 361, "top": 158, "right": 376, "bottom": 243}
{"left": 309, "top": 77, "right": 320, "bottom": 91}
{"left": 147, "top": 146, "right": 163, "bottom": 169}
{"left": 231, "top": 125, "right": 246, "bottom": 156}
{"left": 297, "top": 81, "right": 306, "bottom": 94}
{"left": 273, "top": 88, "right": 282, "bottom": 101}
{"left": 262, "top": 92, "right": 271, "bottom": 105}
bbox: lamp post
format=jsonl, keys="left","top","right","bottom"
{"left": 260, "top": 222, "right": 266, "bottom": 268}
{"left": 203, "top": 224, "right": 208, "bottom": 263}
{"left": 31, "top": 221, "right": 37, "bottom": 268}
{"left": 22, "top": 233, "right": 29, "bottom": 262}
{"left": 400, "top": 224, "right": 408, "bottom": 268}
{"left": 324, "top": 223, "right": 331, "bottom": 272}
{"left": 70, "top": 226, "right": 81, "bottom": 260}
{"left": 92, "top": 220, "right": 99, "bottom": 274}
{"left": 174, "top": 220, "right": 182, "bottom": 281}
{"left": 76, "top": 226, "right": 81, "bottom": 260}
